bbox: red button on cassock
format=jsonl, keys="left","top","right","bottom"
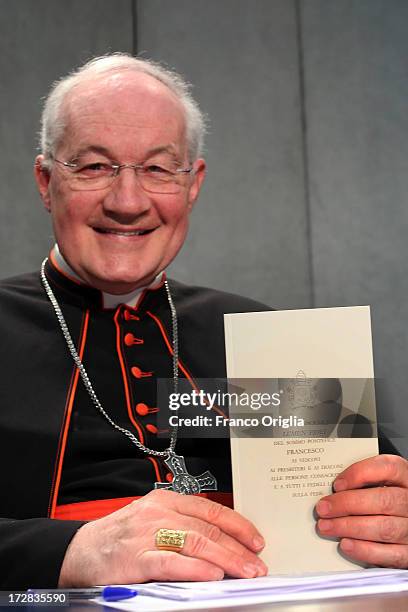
{"left": 125, "top": 333, "right": 144, "bottom": 346}
{"left": 131, "top": 366, "right": 153, "bottom": 379}
{"left": 146, "top": 424, "right": 158, "bottom": 434}
{"left": 136, "top": 403, "right": 159, "bottom": 416}
{"left": 124, "top": 310, "right": 140, "bottom": 321}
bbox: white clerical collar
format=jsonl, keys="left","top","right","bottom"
{"left": 52, "top": 244, "right": 164, "bottom": 309}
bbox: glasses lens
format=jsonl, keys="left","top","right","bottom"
{"left": 59, "top": 161, "right": 189, "bottom": 193}
{"left": 71, "top": 177, "right": 182, "bottom": 193}
{"left": 69, "top": 175, "right": 113, "bottom": 191}
{"left": 139, "top": 174, "right": 182, "bottom": 194}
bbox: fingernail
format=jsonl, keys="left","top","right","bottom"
{"left": 334, "top": 478, "right": 346, "bottom": 492}
{"left": 243, "top": 563, "right": 258, "bottom": 578}
{"left": 257, "top": 562, "right": 268, "bottom": 576}
{"left": 341, "top": 539, "right": 354, "bottom": 552}
{"left": 253, "top": 536, "right": 265, "bottom": 550}
{"left": 211, "top": 567, "right": 224, "bottom": 580}
{"left": 316, "top": 500, "right": 331, "bottom": 516}
{"left": 318, "top": 519, "right": 333, "bottom": 532}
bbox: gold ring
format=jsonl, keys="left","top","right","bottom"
{"left": 155, "top": 528, "right": 187, "bottom": 552}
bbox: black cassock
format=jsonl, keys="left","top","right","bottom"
{"left": 0, "top": 257, "right": 269, "bottom": 588}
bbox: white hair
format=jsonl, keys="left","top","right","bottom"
{"left": 40, "top": 53, "right": 206, "bottom": 166}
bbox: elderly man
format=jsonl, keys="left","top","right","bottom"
{"left": 0, "top": 53, "right": 407, "bottom": 589}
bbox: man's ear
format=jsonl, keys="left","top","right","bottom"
{"left": 187, "top": 159, "right": 206, "bottom": 211}
{"left": 34, "top": 155, "right": 52, "bottom": 212}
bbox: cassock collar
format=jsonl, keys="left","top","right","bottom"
{"left": 45, "top": 245, "right": 167, "bottom": 311}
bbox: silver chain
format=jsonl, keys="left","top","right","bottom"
{"left": 40, "top": 258, "right": 179, "bottom": 458}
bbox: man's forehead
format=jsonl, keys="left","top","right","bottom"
{"left": 63, "top": 72, "right": 185, "bottom": 129}
{"left": 60, "top": 72, "right": 187, "bottom": 154}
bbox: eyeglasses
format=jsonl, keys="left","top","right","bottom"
{"left": 52, "top": 158, "right": 194, "bottom": 194}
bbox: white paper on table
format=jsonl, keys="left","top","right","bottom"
{"left": 100, "top": 569, "right": 408, "bottom": 611}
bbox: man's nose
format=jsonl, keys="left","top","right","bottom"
{"left": 102, "top": 167, "right": 152, "bottom": 217}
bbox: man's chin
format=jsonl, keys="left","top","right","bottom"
{"left": 83, "top": 270, "right": 159, "bottom": 295}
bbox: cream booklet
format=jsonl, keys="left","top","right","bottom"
{"left": 224, "top": 306, "right": 378, "bottom": 573}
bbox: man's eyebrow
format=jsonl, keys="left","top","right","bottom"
{"left": 69, "top": 144, "right": 181, "bottom": 160}
{"left": 69, "top": 145, "right": 113, "bottom": 160}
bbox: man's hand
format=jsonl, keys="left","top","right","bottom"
{"left": 58, "top": 489, "right": 267, "bottom": 587}
{"left": 316, "top": 454, "right": 408, "bottom": 568}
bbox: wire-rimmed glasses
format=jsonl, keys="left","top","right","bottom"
{"left": 52, "top": 158, "right": 194, "bottom": 194}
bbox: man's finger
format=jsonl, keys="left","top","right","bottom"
{"left": 338, "top": 539, "right": 408, "bottom": 569}
{"left": 316, "top": 487, "right": 408, "bottom": 519}
{"left": 146, "top": 510, "right": 268, "bottom": 577}
{"left": 333, "top": 455, "right": 408, "bottom": 492}
{"left": 140, "top": 550, "right": 225, "bottom": 582}
{"left": 170, "top": 513, "right": 268, "bottom": 573}
{"left": 151, "top": 490, "right": 265, "bottom": 552}
{"left": 318, "top": 515, "right": 408, "bottom": 545}
{"left": 178, "top": 530, "right": 266, "bottom": 578}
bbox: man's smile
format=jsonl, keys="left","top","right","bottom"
{"left": 93, "top": 227, "right": 156, "bottom": 237}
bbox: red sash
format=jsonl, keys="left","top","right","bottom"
{"left": 54, "top": 492, "right": 233, "bottom": 521}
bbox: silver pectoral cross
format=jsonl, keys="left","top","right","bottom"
{"left": 154, "top": 452, "right": 218, "bottom": 495}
